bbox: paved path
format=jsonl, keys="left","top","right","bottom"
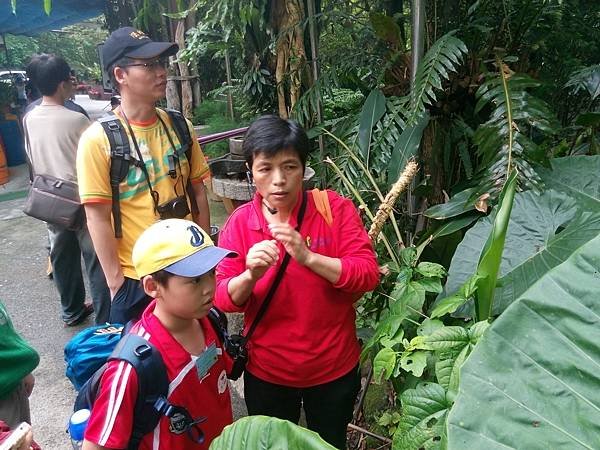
{"left": 0, "top": 98, "right": 247, "bottom": 448}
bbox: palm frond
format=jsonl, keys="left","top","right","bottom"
{"left": 473, "top": 66, "right": 560, "bottom": 195}
{"left": 408, "top": 32, "right": 468, "bottom": 124}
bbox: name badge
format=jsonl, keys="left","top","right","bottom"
{"left": 195, "top": 342, "right": 219, "bottom": 380}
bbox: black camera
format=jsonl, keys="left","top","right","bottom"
{"left": 226, "top": 334, "right": 248, "bottom": 381}
{"left": 156, "top": 195, "right": 190, "bottom": 220}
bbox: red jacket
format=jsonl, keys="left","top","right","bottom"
{"left": 215, "top": 190, "right": 379, "bottom": 387}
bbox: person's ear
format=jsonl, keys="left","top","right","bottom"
{"left": 114, "top": 66, "right": 128, "bottom": 87}
{"left": 245, "top": 162, "right": 253, "bottom": 182}
{"left": 141, "top": 275, "right": 160, "bottom": 298}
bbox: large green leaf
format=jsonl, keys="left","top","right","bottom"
{"left": 447, "top": 234, "right": 600, "bottom": 449}
{"left": 441, "top": 188, "right": 600, "bottom": 317}
{"left": 210, "top": 416, "right": 336, "bottom": 450}
{"left": 358, "top": 89, "right": 386, "bottom": 163}
{"left": 538, "top": 155, "right": 600, "bottom": 211}
{"left": 387, "top": 113, "right": 429, "bottom": 186}
{"left": 424, "top": 188, "right": 479, "bottom": 220}
{"left": 393, "top": 383, "right": 450, "bottom": 450}
{"left": 473, "top": 170, "right": 517, "bottom": 320}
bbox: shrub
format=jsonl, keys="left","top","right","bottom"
{"left": 192, "top": 99, "right": 227, "bottom": 125}
{"left": 322, "top": 88, "right": 365, "bottom": 120}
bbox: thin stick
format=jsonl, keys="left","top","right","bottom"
{"left": 353, "top": 366, "right": 373, "bottom": 422}
{"left": 347, "top": 423, "right": 392, "bottom": 444}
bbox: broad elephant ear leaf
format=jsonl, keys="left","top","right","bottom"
{"left": 538, "top": 155, "right": 600, "bottom": 211}
{"left": 439, "top": 188, "right": 600, "bottom": 317}
{"left": 209, "top": 416, "right": 336, "bottom": 450}
{"left": 446, "top": 234, "right": 600, "bottom": 449}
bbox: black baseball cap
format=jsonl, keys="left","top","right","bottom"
{"left": 102, "top": 27, "right": 179, "bottom": 71}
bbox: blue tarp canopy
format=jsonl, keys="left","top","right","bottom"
{"left": 0, "top": 0, "right": 105, "bottom": 36}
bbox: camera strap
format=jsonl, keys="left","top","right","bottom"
{"left": 119, "top": 108, "right": 163, "bottom": 213}
{"left": 243, "top": 191, "right": 308, "bottom": 344}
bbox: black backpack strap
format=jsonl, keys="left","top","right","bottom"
{"left": 162, "top": 109, "right": 200, "bottom": 216}
{"left": 99, "top": 114, "right": 132, "bottom": 239}
{"left": 109, "top": 334, "right": 169, "bottom": 450}
{"left": 244, "top": 191, "right": 308, "bottom": 343}
{"left": 207, "top": 307, "right": 229, "bottom": 344}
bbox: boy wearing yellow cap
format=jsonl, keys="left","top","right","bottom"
{"left": 82, "top": 219, "right": 236, "bottom": 450}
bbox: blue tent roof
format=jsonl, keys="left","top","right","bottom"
{"left": 0, "top": 0, "right": 105, "bottom": 36}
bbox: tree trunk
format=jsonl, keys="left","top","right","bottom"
{"left": 275, "top": 37, "right": 289, "bottom": 119}
{"left": 186, "top": 0, "right": 201, "bottom": 107}
{"left": 166, "top": 57, "right": 181, "bottom": 111}
{"left": 175, "top": 21, "right": 194, "bottom": 118}
{"left": 272, "top": 0, "right": 307, "bottom": 118}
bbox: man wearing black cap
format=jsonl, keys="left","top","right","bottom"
{"left": 76, "top": 27, "right": 211, "bottom": 325}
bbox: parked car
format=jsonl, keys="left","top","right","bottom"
{"left": 88, "top": 84, "right": 112, "bottom": 100}
{"left": 0, "top": 70, "right": 27, "bottom": 84}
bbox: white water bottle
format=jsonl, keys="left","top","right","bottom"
{"left": 68, "top": 408, "right": 90, "bottom": 449}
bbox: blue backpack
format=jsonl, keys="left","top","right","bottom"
{"left": 64, "top": 323, "right": 124, "bottom": 390}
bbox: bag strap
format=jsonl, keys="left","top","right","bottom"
{"left": 162, "top": 108, "right": 200, "bottom": 217}
{"left": 311, "top": 188, "right": 333, "bottom": 226}
{"left": 109, "top": 334, "right": 169, "bottom": 450}
{"left": 99, "top": 113, "right": 133, "bottom": 239}
{"left": 243, "top": 191, "right": 308, "bottom": 343}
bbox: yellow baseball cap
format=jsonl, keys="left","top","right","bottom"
{"left": 132, "top": 219, "right": 236, "bottom": 278}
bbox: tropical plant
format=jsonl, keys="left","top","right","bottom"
{"left": 209, "top": 416, "right": 335, "bottom": 450}
{"left": 447, "top": 232, "right": 600, "bottom": 449}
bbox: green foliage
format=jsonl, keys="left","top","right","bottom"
{"left": 322, "top": 89, "right": 364, "bottom": 120}
{"left": 408, "top": 32, "right": 467, "bottom": 124}
{"left": 473, "top": 68, "right": 559, "bottom": 195}
{"left": 192, "top": 100, "right": 227, "bottom": 125}
{"left": 393, "top": 383, "right": 449, "bottom": 450}
{"left": 0, "top": 19, "right": 107, "bottom": 80}
{"left": 447, "top": 234, "right": 600, "bottom": 449}
{"left": 472, "top": 170, "right": 517, "bottom": 321}
{"left": 209, "top": 416, "right": 335, "bottom": 450}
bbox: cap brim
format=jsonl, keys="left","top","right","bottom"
{"left": 125, "top": 41, "right": 179, "bottom": 60}
{"left": 163, "top": 246, "right": 236, "bottom": 278}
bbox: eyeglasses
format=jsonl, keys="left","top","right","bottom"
{"left": 122, "top": 57, "right": 169, "bottom": 70}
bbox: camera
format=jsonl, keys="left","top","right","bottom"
{"left": 156, "top": 195, "right": 190, "bottom": 220}
{"left": 226, "top": 334, "right": 248, "bottom": 380}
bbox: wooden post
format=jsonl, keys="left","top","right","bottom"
{"left": 224, "top": 50, "right": 234, "bottom": 120}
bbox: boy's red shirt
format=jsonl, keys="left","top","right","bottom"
{"left": 84, "top": 301, "right": 233, "bottom": 449}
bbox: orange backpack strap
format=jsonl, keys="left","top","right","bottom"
{"left": 311, "top": 188, "right": 333, "bottom": 226}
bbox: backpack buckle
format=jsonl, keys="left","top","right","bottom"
{"left": 133, "top": 344, "right": 152, "bottom": 358}
{"left": 107, "top": 121, "right": 120, "bottom": 132}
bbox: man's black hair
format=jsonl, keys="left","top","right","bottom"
{"left": 26, "top": 54, "right": 71, "bottom": 96}
{"left": 242, "top": 115, "right": 310, "bottom": 168}
{"left": 107, "top": 57, "right": 132, "bottom": 93}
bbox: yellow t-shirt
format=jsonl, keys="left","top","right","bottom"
{"left": 76, "top": 109, "right": 210, "bottom": 279}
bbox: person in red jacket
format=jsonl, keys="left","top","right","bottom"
{"left": 215, "top": 115, "right": 380, "bottom": 449}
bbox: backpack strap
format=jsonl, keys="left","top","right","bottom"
{"left": 207, "top": 307, "right": 228, "bottom": 344}
{"left": 311, "top": 188, "right": 333, "bottom": 226}
{"left": 99, "top": 114, "right": 132, "bottom": 239}
{"left": 108, "top": 334, "right": 169, "bottom": 450}
{"left": 162, "top": 109, "right": 200, "bottom": 216}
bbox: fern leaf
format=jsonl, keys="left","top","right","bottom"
{"left": 409, "top": 33, "right": 468, "bottom": 124}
